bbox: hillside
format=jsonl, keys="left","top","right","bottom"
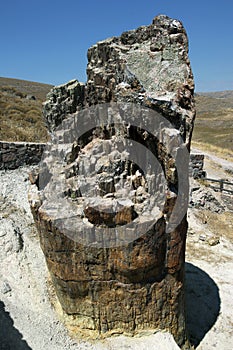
{"left": 198, "top": 90, "right": 233, "bottom": 99}
{"left": 0, "top": 77, "right": 52, "bottom": 101}
{"left": 192, "top": 93, "right": 233, "bottom": 159}
{"left": 0, "top": 77, "right": 52, "bottom": 142}
{"left": 0, "top": 77, "right": 232, "bottom": 157}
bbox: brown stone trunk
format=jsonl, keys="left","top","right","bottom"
{"left": 29, "top": 14, "right": 195, "bottom": 348}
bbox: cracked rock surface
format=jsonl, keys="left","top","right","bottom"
{"left": 30, "top": 14, "right": 195, "bottom": 348}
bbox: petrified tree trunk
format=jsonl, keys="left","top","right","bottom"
{"left": 29, "top": 15, "right": 195, "bottom": 348}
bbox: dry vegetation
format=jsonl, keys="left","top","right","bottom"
{"left": 192, "top": 93, "right": 233, "bottom": 159}
{"left": 0, "top": 77, "right": 52, "bottom": 142}
{"left": 196, "top": 209, "right": 233, "bottom": 242}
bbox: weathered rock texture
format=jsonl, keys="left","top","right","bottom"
{"left": 0, "top": 141, "right": 46, "bottom": 170}
{"left": 189, "top": 154, "right": 206, "bottom": 179}
{"left": 43, "top": 79, "right": 85, "bottom": 132}
{"left": 29, "top": 15, "right": 195, "bottom": 348}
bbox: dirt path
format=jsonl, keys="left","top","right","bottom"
{"left": 192, "top": 147, "right": 233, "bottom": 180}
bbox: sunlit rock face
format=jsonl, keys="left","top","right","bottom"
{"left": 30, "top": 15, "right": 195, "bottom": 348}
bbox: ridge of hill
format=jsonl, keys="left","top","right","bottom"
{"left": 197, "top": 90, "right": 233, "bottom": 99}
{"left": 0, "top": 77, "right": 53, "bottom": 101}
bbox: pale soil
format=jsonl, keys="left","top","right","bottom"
{"left": 191, "top": 143, "right": 233, "bottom": 170}
{"left": 0, "top": 147, "right": 233, "bottom": 350}
{"left": 186, "top": 147, "right": 233, "bottom": 349}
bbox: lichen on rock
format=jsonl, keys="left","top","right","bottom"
{"left": 30, "top": 14, "right": 196, "bottom": 349}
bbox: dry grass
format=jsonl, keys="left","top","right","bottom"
{"left": 194, "top": 209, "right": 233, "bottom": 243}
{"left": 0, "top": 77, "right": 52, "bottom": 101}
{"left": 0, "top": 77, "right": 52, "bottom": 142}
{"left": 191, "top": 141, "right": 233, "bottom": 161}
{"left": 193, "top": 94, "right": 233, "bottom": 157}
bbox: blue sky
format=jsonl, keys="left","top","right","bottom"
{"left": 0, "top": 0, "right": 232, "bottom": 92}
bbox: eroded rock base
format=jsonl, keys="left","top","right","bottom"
{"left": 29, "top": 14, "right": 196, "bottom": 349}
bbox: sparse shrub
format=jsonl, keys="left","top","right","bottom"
{"left": 0, "top": 81, "right": 50, "bottom": 142}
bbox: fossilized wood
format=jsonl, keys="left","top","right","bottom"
{"left": 29, "top": 14, "right": 195, "bottom": 348}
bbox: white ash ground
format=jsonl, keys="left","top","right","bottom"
{"left": 0, "top": 153, "right": 233, "bottom": 349}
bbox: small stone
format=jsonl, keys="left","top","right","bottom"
{"left": 5, "top": 241, "right": 13, "bottom": 253}
{"left": 1, "top": 281, "right": 12, "bottom": 294}
{"left": 202, "top": 217, "right": 208, "bottom": 224}
{"left": 29, "top": 171, "right": 39, "bottom": 185}
{"left": 187, "top": 228, "right": 195, "bottom": 235}
{"left": 208, "top": 236, "right": 220, "bottom": 246}
{"left": 199, "top": 234, "right": 206, "bottom": 242}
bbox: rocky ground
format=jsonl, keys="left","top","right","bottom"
{"left": 0, "top": 150, "right": 233, "bottom": 350}
{"left": 185, "top": 149, "right": 233, "bottom": 349}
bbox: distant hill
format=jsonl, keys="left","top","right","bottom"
{"left": 195, "top": 93, "right": 233, "bottom": 112}
{"left": 0, "top": 77, "right": 53, "bottom": 142}
{"left": 0, "top": 77, "right": 53, "bottom": 101}
{"left": 193, "top": 92, "right": 233, "bottom": 158}
{"left": 197, "top": 90, "right": 233, "bottom": 99}
{"left": 0, "top": 77, "right": 232, "bottom": 157}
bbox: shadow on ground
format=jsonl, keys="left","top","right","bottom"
{"left": 0, "top": 300, "right": 32, "bottom": 350}
{"left": 185, "top": 262, "right": 221, "bottom": 348}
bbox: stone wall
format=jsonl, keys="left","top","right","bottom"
{"left": 189, "top": 154, "right": 206, "bottom": 179}
{"left": 0, "top": 142, "right": 46, "bottom": 170}
{"left": 0, "top": 140, "right": 204, "bottom": 182}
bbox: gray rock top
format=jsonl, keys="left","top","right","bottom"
{"left": 43, "top": 14, "right": 195, "bottom": 147}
